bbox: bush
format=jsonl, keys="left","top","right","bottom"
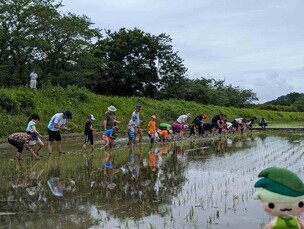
{"left": 0, "top": 92, "right": 18, "bottom": 112}
{"left": 66, "top": 86, "right": 89, "bottom": 102}
{"left": 16, "top": 92, "right": 35, "bottom": 111}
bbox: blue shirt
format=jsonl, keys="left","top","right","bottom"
{"left": 103, "top": 128, "right": 115, "bottom": 137}
{"left": 131, "top": 111, "right": 140, "bottom": 126}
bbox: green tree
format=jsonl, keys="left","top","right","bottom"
{"left": 89, "top": 28, "right": 187, "bottom": 98}
{"left": 155, "top": 34, "right": 188, "bottom": 99}
{"left": 293, "top": 98, "right": 304, "bottom": 112}
{"left": 0, "top": 0, "right": 100, "bottom": 87}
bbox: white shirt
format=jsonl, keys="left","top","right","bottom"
{"left": 176, "top": 115, "right": 188, "bottom": 124}
{"left": 48, "top": 113, "right": 66, "bottom": 131}
{"left": 30, "top": 72, "right": 38, "bottom": 80}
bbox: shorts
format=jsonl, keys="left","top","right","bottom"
{"left": 8, "top": 138, "right": 24, "bottom": 153}
{"left": 48, "top": 129, "right": 61, "bottom": 141}
{"left": 29, "top": 137, "right": 43, "bottom": 145}
{"left": 102, "top": 135, "right": 110, "bottom": 144}
{"left": 84, "top": 134, "right": 94, "bottom": 145}
{"left": 128, "top": 131, "right": 135, "bottom": 140}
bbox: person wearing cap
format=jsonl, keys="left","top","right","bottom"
{"left": 172, "top": 113, "right": 192, "bottom": 139}
{"left": 103, "top": 105, "right": 121, "bottom": 131}
{"left": 47, "top": 110, "right": 72, "bottom": 155}
{"left": 147, "top": 115, "right": 157, "bottom": 144}
{"left": 8, "top": 132, "right": 40, "bottom": 160}
{"left": 82, "top": 114, "right": 97, "bottom": 157}
{"left": 26, "top": 113, "right": 44, "bottom": 155}
{"left": 130, "top": 105, "right": 143, "bottom": 144}
{"left": 254, "top": 167, "right": 304, "bottom": 228}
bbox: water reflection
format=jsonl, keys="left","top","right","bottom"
{"left": 3, "top": 133, "right": 304, "bottom": 228}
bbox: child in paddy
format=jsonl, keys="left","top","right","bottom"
{"left": 127, "top": 119, "right": 136, "bottom": 147}
{"left": 147, "top": 115, "right": 156, "bottom": 143}
{"left": 82, "top": 114, "right": 97, "bottom": 157}
{"left": 102, "top": 126, "right": 119, "bottom": 148}
{"left": 26, "top": 113, "right": 44, "bottom": 155}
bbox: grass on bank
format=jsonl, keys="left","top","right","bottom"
{"left": 0, "top": 86, "right": 304, "bottom": 138}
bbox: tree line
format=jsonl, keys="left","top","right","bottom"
{"left": 1, "top": 0, "right": 259, "bottom": 107}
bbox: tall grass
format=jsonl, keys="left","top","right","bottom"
{"left": 0, "top": 86, "right": 303, "bottom": 138}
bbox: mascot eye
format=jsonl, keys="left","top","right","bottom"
{"left": 298, "top": 202, "right": 304, "bottom": 208}
{"left": 268, "top": 203, "right": 275, "bottom": 209}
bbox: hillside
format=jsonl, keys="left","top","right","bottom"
{"left": 1, "top": 86, "right": 304, "bottom": 138}
{"left": 264, "top": 92, "right": 304, "bottom": 105}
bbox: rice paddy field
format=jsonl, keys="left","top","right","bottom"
{"left": 1, "top": 130, "right": 304, "bottom": 228}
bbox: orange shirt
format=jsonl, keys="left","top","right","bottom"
{"left": 148, "top": 120, "right": 156, "bottom": 134}
{"left": 159, "top": 130, "right": 168, "bottom": 138}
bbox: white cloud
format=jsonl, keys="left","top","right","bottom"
{"left": 62, "top": 0, "right": 304, "bottom": 103}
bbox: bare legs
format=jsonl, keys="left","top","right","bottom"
{"left": 48, "top": 140, "right": 62, "bottom": 155}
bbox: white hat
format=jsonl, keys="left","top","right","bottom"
{"left": 108, "top": 105, "right": 117, "bottom": 112}
{"left": 88, "top": 114, "right": 96, "bottom": 120}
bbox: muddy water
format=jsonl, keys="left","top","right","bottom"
{"left": 1, "top": 133, "right": 304, "bottom": 228}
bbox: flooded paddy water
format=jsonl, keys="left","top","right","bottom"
{"left": 1, "top": 131, "right": 304, "bottom": 228}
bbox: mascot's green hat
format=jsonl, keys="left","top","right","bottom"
{"left": 254, "top": 167, "right": 304, "bottom": 197}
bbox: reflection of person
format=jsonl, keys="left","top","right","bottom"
{"left": 149, "top": 149, "right": 157, "bottom": 173}
{"left": 217, "top": 139, "right": 228, "bottom": 152}
{"left": 47, "top": 110, "right": 73, "bottom": 155}
{"left": 127, "top": 150, "right": 140, "bottom": 178}
{"left": 29, "top": 70, "right": 38, "bottom": 89}
{"left": 82, "top": 114, "right": 97, "bottom": 157}
{"left": 26, "top": 113, "right": 44, "bottom": 155}
{"left": 8, "top": 132, "right": 40, "bottom": 160}
{"left": 103, "top": 105, "right": 121, "bottom": 130}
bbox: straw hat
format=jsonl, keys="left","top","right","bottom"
{"left": 108, "top": 105, "right": 117, "bottom": 112}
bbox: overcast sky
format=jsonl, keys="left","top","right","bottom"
{"left": 62, "top": 0, "right": 304, "bottom": 103}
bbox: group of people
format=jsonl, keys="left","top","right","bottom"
{"left": 7, "top": 104, "right": 268, "bottom": 160}
{"left": 8, "top": 110, "right": 73, "bottom": 160}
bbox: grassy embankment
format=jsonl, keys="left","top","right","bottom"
{"left": 0, "top": 86, "right": 304, "bottom": 139}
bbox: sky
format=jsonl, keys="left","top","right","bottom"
{"left": 61, "top": 0, "right": 304, "bottom": 103}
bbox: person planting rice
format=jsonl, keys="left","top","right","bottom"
{"left": 47, "top": 110, "right": 73, "bottom": 156}
{"left": 26, "top": 113, "right": 44, "bottom": 155}
{"left": 82, "top": 114, "right": 97, "bottom": 157}
{"left": 102, "top": 126, "right": 119, "bottom": 148}
{"left": 8, "top": 132, "right": 40, "bottom": 160}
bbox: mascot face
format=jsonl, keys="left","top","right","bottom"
{"left": 261, "top": 200, "right": 304, "bottom": 217}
